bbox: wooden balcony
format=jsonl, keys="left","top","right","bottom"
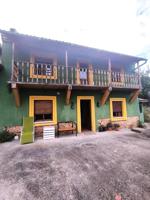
{"left": 11, "top": 61, "right": 141, "bottom": 90}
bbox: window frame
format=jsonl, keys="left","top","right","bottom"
{"left": 29, "top": 96, "right": 57, "bottom": 126}
{"left": 110, "top": 98, "right": 127, "bottom": 121}
{"left": 29, "top": 55, "right": 57, "bottom": 79}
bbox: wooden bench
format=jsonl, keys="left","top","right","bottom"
{"left": 57, "top": 121, "right": 77, "bottom": 137}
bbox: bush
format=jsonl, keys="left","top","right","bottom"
{"left": 0, "top": 129, "right": 15, "bottom": 143}
{"left": 107, "top": 122, "right": 113, "bottom": 130}
{"left": 144, "top": 106, "right": 150, "bottom": 122}
{"left": 113, "top": 123, "right": 120, "bottom": 130}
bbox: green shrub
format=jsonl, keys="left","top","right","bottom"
{"left": 144, "top": 106, "right": 150, "bottom": 122}
{"left": 0, "top": 129, "right": 15, "bottom": 143}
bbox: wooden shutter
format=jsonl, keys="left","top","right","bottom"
{"left": 34, "top": 100, "right": 52, "bottom": 114}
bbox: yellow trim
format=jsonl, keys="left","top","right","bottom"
{"left": 110, "top": 98, "right": 127, "bottom": 121}
{"left": 29, "top": 96, "right": 57, "bottom": 127}
{"left": 29, "top": 55, "right": 57, "bottom": 79}
{"left": 77, "top": 96, "right": 96, "bottom": 133}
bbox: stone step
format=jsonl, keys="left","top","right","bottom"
{"left": 132, "top": 127, "right": 145, "bottom": 133}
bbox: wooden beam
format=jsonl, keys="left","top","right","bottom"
{"left": 100, "top": 87, "right": 112, "bottom": 106}
{"left": 66, "top": 85, "right": 72, "bottom": 105}
{"left": 129, "top": 89, "right": 140, "bottom": 103}
{"left": 11, "top": 83, "right": 21, "bottom": 107}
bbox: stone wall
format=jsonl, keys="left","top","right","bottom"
{"left": 98, "top": 116, "right": 139, "bottom": 129}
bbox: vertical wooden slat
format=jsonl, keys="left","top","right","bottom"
{"left": 17, "top": 61, "right": 19, "bottom": 82}
{"left": 21, "top": 61, "right": 24, "bottom": 82}
{"left": 26, "top": 62, "right": 29, "bottom": 82}
{"left": 62, "top": 66, "right": 64, "bottom": 84}
{"left": 36, "top": 63, "right": 39, "bottom": 83}
{"left": 76, "top": 62, "right": 80, "bottom": 85}
{"left": 65, "top": 51, "right": 68, "bottom": 84}
{"left": 98, "top": 69, "right": 100, "bottom": 86}
{"left": 71, "top": 66, "right": 73, "bottom": 84}
{"left": 57, "top": 65, "right": 60, "bottom": 84}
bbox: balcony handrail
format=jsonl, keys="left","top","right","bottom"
{"left": 12, "top": 60, "right": 140, "bottom": 88}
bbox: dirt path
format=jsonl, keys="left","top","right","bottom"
{"left": 0, "top": 130, "right": 150, "bottom": 200}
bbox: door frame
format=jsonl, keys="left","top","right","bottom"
{"left": 77, "top": 96, "right": 96, "bottom": 133}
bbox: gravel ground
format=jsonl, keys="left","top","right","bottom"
{"left": 0, "top": 130, "right": 150, "bottom": 200}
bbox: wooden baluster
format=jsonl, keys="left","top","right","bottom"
{"left": 57, "top": 65, "right": 60, "bottom": 84}
{"left": 111, "top": 71, "right": 114, "bottom": 83}
{"left": 105, "top": 70, "right": 108, "bottom": 86}
{"left": 100, "top": 69, "right": 102, "bottom": 86}
{"left": 44, "top": 64, "right": 46, "bottom": 84}
{"left": 106, "top": 71, "right": 109, "bottom": 86}
{"left": 96, "top": 68, "right": 98, "bottom": 86}
{"left": 95, "top": 68, "right": 97, "bottom": 86}
{"left": 101, "top": 70, "right": 103, "bottom": 86}
{"left": 26, "top": 62, "right": 29, "bottom": 82}
{"left": 98, "top": 69, "right": 100, "bottom": 86}
{"left": 86, "top": 68, "right": 88, "bottom": 85}
{"left": 62, "top": 66, "right": 64, "bottom": 84}
{"left": 16, "top": 61, "right": 19, "bottom": 82}
{"left": 71, "top": 66, "right": 73, "bottom": 84}
{"left": 21, "top": 61, "right": 24, "bottom": 82}
{"left": 53, "top": 64, "right": 56, "bottom": 84}
{"left": 36, "top": 63, "right": 39, "bottom": 83}
{"left": 124, "top": 73, "right": 126, "bottom": 87}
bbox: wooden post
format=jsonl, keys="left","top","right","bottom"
{"left": 11, "top": 83, "right": 20, "bottom": 107}
{"left": 76, "top": 62, "right": 80, "bottom": 85}
{"left": 137, "top": 62, "right": 141, "bottom": 88}
{"left": 108, "top": 58, "right": 112, "bottom": 85}
{"left": 29, "top": 55, "right": 35, "bottom": 80}
{"left": 88, "top": 64, "right": 94, "bottom": 85}
{"left": 11, "top": 42, "right": 15, "bottom": 81}
{"left": 65, "top": 51, "right": 68, "bottom": 83}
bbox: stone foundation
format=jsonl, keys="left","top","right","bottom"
{"left": 98, "top": 116, "right": 139, "bottom": 129}
{"left": 6, "top": 126, "right": 22, "bottom": 135}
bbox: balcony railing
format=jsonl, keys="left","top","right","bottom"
{"left": 11, "top": 61, "right": 141, "bottom": 89}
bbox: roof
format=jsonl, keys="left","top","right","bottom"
{"left": 0, "top": 29, "right": 147, "bottom": 65}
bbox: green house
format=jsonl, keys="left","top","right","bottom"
{"left": 0, "top": 29, "right": 147, "bottom": 135}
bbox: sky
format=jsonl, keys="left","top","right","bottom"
{"left": 0, "top": 0, "right": 147, "bottom": 57}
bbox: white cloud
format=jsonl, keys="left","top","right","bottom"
{"left": 0, "top": 0, "right": 145, "bottom": 56}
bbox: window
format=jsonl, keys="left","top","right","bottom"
{"left": 34, "top": 100, "right": 53, "bottom": 121}
{"left": 110, "top": 98, "right": 127, "bottom": 121}
{"left": 30, "top": 56, "right": 57, "bottom": 79}
{"left": 29, "top": 96, "right": 57, "bottom": 126}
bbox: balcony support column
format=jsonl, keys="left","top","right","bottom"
{"left": 137, "top": 62, "right": 142, "bottom": 89}
{"left": 100, "top": 87, "right": 112, "bottom": 106}
{"left": 11, "top": 42, "right": 15, "bottom": 81}
{"left": 65, "top": 51, "right": 68, "bottom": 84}
{"left": 11, "top": 83, "right": 21, "bottom": 107}
{"left": 66, "top": 84, "right": 72, "bottom": 105}
{"left": 108, "top": 58, "right": 112, "bottom": 85}
{"left": 76, "top": 62, "right": 80, "bottom": 85}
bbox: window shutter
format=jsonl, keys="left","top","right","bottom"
{"left": 34, "top": 100, "right": 52, "bottom": 114}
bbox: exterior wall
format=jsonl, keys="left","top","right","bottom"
{"left": 0, "top": 87, "right": 140, "bottom": 131}
{"left": 0, "top": 40, "right": 141, "bottom": 132}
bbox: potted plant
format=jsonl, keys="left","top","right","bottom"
{"left": 113, "top": 123, "right": 120, "bottom": 131}
{"left": 107, "top": 122, "right": 113, "bottom": 131}
{"left": 98, "top": 121, "right": 107, "bottom": 132}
